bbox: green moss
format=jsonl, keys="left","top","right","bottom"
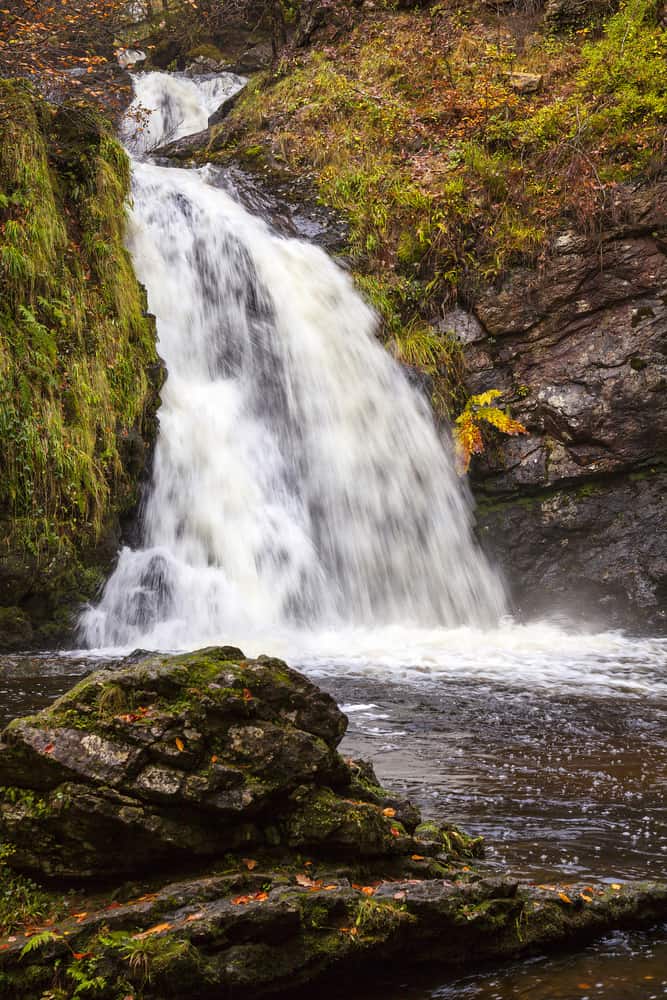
{"left": 0, "top": 79, "right": 159, "bottom": 645}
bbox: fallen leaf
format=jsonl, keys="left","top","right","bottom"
{"left": 382, "top": 807, "right": 396, "bottom": 817}
{"left": 304, "top": 861, "right": 313, "bottom": 867}
{"left": 243, "top": 858, "right": 257, "bottom": 871}
{"left": 558, "top": 892, "right": 572, "bottom": 904}
{"left": 254, "top": 891, "right": 268, "bottom": 901}
{"left": 242, "top": 688, "right": 253, "bottom": 701}
{"left": 73, "top": 951, "right": 93, "bottom": 960}
{"left": 175, "top": 737, "right": 185, "bottom": 752}
{"left": 73, "top": 912, "right": 88, "bottom": 923}
{"left": 411, "top": 854, "right": 424, "bottom": 861}
{"left": 580, "top": 893, "right": 593, "bottom": 903}
{"left": 390, "top": 827, "right": 400, "bottom": 838}
{"left": 133, "top": 922, "right": 171, "bottom": 939}
{"left": 296, "top": 874, "right": 316, "bottom": 887}
{"left": 185, "top": 912, "right": 204, "bottom": 922}
{"left": 361, "top": 886, "right": 375, "bottom": 896}
{"left": 610, "top": 883, "right": 622, "bottom": 890}
{"left": 231, "top": 895, "right": 250, "bottom": 906}
{"left": 43, "top": 743, "right": 55, "bottom": 754}
{"left": 0, "top": 944, "right": 9, "bottom": 952}
{"left": 577, "top": 984, "right": 592, "bottom": 990}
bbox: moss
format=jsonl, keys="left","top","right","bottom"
{"left": 210, "top": 0, "right": 665, "bottom": 412}
{"left": 0, "top": 79, "right": 160, "bottom": 647}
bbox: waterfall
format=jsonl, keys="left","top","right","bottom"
{"left": 80, "top": 72, "right": 506, "bottom": 651}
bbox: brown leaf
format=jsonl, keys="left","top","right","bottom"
{"left": 185, "top": 912, "right": 204, "bottom": 922}
{"left": 231, "top": 895, "right": 250, "bottom": 906}
{"left": 411, "top": 854, "right": 425, "bottom": 861}
{"left": 296, "top": 873, "right": 316, "bottom": 887}
{"left": 254, "top": 891, "right": 269, "bottom": 901}
{"left": 43, "top": 743, "right": 55, "bottom": 754}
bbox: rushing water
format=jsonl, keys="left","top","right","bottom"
{"left": 60, "top": 69, "right": 667, "bottom": 996}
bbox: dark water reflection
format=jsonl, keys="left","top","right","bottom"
{"left": 1, "top": 653, "right": 666, "bottom": 999}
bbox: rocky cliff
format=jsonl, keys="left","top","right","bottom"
{"left": 0, "top": 81, "right": 161, "bottom": 650}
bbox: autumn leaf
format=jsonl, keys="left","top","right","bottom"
{"left": 231, "top": 895, "right": 251, "bottom": 905}
{"left": 610, "top": 883, "right": 622, "bottom": 890}
{"left": 185, "top": 912, "right": 204, "bottom": 922}
{"left": 580, "top": 893, "right": 593, "bottom": 903}
{"left": 73, "top": 951, "right": 94, "bottom": 960}
{"left": 210, "top": 755, "right": 218, "bottom": 763}
{"left": 389, "top": 827, "right": 400, "bottom": 838}
{"left": 175, "top": 737, "right": 185, "bottom": 752}
{"left": 43, "top": 743, "right": 55, "bottom": 754}
{"left": 361, "top": 886, "right": 376, "bottom": 896}
{"left": 242, "top": 688, "right": 253, "bottom": 701}
{"left": 558, "top": 892, "right": 573, "bottom": 904}
{"left": 242, "top": 858, "right": 257, "bottom": 871}
{"left": 323, "top": 884, "right": 337, "bottom": 890}
{"left": 132, "top": 922, "right": 171, "bottom": 939}
{"left": 382, "top": 807, "right": 396, "bottom": 817}
{"left": 411, "top": 854, "right": 425, "bottom": 861}
{"left": 296, "top": 873, "right": 317, "bottom": 887}
{"left": 254, "top": 891, "right": 269, "bottom": 901}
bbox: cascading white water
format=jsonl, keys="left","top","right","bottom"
{"left": 80, "top": 71, "right": 506, "bottom": 651}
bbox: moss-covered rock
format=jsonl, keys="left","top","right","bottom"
{"left": 0, "top": 646, "right": 461, "bottom": 878}
{"left": 0, "top": 79, "right": 161, "bottom": 649}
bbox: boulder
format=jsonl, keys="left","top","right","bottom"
{"left": 0, "top": 647, "right": 464, "bottom": 879}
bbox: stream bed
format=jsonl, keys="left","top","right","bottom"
{"left": 1, "top": 634, "right": 665, "bottom": 999}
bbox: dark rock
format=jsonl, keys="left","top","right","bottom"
{"left": 465, "top": 181, "right": 667, "bottom": 628}
{"left": 208, "top": 88, "right": 244, "bottom": 127}
{"left": 0, "top": 647, "right": 458, "bottom": 879}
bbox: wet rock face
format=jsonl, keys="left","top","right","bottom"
{"left": 462, "top": 182, "right": 667, "bottom": 628}
{"left": 0, "top": 647, "right": 455, "bottom": 878}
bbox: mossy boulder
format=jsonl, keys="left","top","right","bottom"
{"left": 0, "top": 647, "right": 462, "bottom": 879}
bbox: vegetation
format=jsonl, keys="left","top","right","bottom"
{"left": 0, "top": 79, "right": 159, "bottom": 642}
{"left": 454, "top": 390, "right": 527, "bottom": 473}
{"left": 211, "top": 0, "right": 666, "bottom": 415}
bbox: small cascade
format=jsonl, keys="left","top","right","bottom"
{"left": 81, "top": 72, "right": 506, "bottom": 651}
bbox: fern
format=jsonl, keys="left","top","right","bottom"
{"left": 454, "top": 389, "right": 527, "bottom": 473}
{"left": 20, "top": 929, "right": 60, "bottom": 958}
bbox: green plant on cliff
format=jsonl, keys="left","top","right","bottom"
{"left": 213, "top": 0, "right": 665, "bottom": 407}
{"left": 454, "top": 390, "right": 527, "bottom": 474}
{"left": 0, "top": 79, "right": 158, "bottom": 639}
{"left": 0, "top": 845, "right": 52, "bottom": 933}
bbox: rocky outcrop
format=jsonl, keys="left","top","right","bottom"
{"left": 0, "top": 83, "right": 162, "bottom": 651}
{"left": 1, "top": 647, "right": 666, "bottom": 998}
{"left": 0, "top": 647, "right": 471, "bottom": 879}
{"left": 458, "top": 181, "right": 667, "bottom": 628}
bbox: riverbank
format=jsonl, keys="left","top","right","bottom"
{"left": 1, "top": 645, "right": 666, "bottom": 998}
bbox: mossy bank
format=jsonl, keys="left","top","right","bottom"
{"left": 0, "top": 79, "right": 161, "bottom": 650}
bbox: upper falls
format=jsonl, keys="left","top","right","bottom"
{"left": 80, "top": 71, "right": 506, "bottom": 651}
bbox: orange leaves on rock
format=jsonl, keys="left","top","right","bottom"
{"left": 558, "top": 892, "right": 573, "bottom": 904}
{"left": 580, "top": 893, "right": 594, "bottom": 903}
{"left": 43, "top": 743, "right": 55, "bottom": 755}
{"left": 231, "top": 891, "right": 269, "bottom": 906}
{"left": 411, "top": 854, "right": 425, "bottom": 861}
{"left": 382, "top": 807, "right": 396, "bottom": 817}
{"left": 132, "top": 922, "right": 171, "bottom": 940}
{"left": 175, "top": 737, "right": 185, "bottom": 752}
{"left": 72, "top": 912, "right": 88, "bottom": 923}
{"left": 185, "top": 912, "right": 205, "bottom": 923}
{"left": 116, "top": 707, "right": 150, "bottom": 725}
{"left": 242, "top": 858, "right": 257, "bottom": 871}
{"left": 296, "top": 873, "right": 317, "bottom": 887}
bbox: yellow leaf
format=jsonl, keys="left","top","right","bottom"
{"left": 175, "top": 738, "right": 184, "bottom": 752}
{"left": 411, "top": 854, "right": 424, "bottom": 861}
{"left": 580, "top": 894, "right": 593, "bottom": 903}
{"left": 382, "top": 807, "right": 396, "bottom": 817}
{"left": 243, "top": 858, "right": 257, "bottom": 871}
{"left": 558, "top": 892, "right": 572, "bottom": 904}
{"left": 611, "top": 883, "right": 622, "bottom": 890}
